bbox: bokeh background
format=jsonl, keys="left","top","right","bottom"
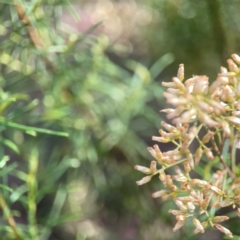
{"left": 1, "top": 0, "right": 240, "bottom": 239}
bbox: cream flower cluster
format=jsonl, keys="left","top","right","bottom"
{"left": 135, "top": 54, "right": 240, "bottom": 237}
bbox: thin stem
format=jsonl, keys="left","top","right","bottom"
{"left": 0, "top": 194, "right": 23, "bottom": 240}
{"left": 27, "top": 149, "right": 39, "bottom": 240}
{"left": 0, "top": 119, "right": 68, "bottom": 137}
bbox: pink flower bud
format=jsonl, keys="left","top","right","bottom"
{"left": 174, "top": 199, "right": 187, "bottom": 212}
{"left": 136, "top": 176, "right": 152, "bottom": 186}
{"left": 202, "top": 131, "right": 214, "bottom": 143}
{"left": 232, "top": 53, "right": 240, "bottom": 64}
{"left": 176, "top": 215, "right": 186, "bottom": 221}
{"left": 134, "top": 165, "right": 151, "bottom": 174}
{"left": 192, "top": 76, "right": 209, "bottom": 95}
{"left": 172, "top": 77, "right": 185, "bottom": 91}
{"left": 215, "top": 198, "right": 233, "bottom": 207}
{"left": 173, "top": 220, "right": 186, "bottom": 232}
{"left": 227, "top": 116, "right": 240, "bottom": 126}
{"left": 195, "top": 147, "right": 203, "bottom": 165}
{"left": 162, "top": 81, "right": 177, "bottom": 88}
{"left": 192, "top": 218, "right": 204, "bottom": 233}
{"left": 190, "top": 179, "right": 208, "bottom": 187}
{"left": 150, "top": 161, "right": 157, "bottom": 173}
{"left": 221, "top": 121, "right": 231, "bottom": 137}
{"left": 177, "top": 64, "right": 184, "bottom": 81}
{"left": 152, "top": 190, "right": 169, "bottom": 198}
{"left": 183, "top": 162, "right": 191, "bottom": 173}
{"left": 161, "top": 121, "right": 177, "bottom": 132}
{"left": 212, "top": 216, "right": 229, "bottom": 223}
{"left": 187, "top": 201, "right": 195, "bottom": 212}
{"left": 237, "top": 208, "right": 240, "bottom": 218}
{"left": 169, "top": 209, "right": 183, "bottom": 215}
{"left": 227, "top": 59, "right": 239, "bottom": 73}
{"left": 187, "top": 153, "right": 194, "bottom": 169}
{"left": 209, "top": 185, "right": 225, "bottom": 196}
{"left": 204, "top": 147, "right": 214, "bottom": 160}
{"left": 152, "top": 136, "right": 170, "bottom": 143}
{"left": 214, "top": 224, "right": 233, "bottom": 238}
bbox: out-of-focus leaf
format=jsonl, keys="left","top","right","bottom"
{"left": 0, "top": 138, "right": 20, "bottom": 154}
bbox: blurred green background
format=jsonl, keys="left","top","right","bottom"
{"left": 0, "top": 0, "right": 240, "bottom": 239}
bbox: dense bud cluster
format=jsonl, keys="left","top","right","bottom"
{"left": 135, "top": 54, "right": 240, "bottom": 237}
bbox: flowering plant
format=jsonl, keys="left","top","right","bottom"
{"left": 135, "top": 54, "right": 240, "bottom": 237}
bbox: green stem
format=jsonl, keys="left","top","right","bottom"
{"left": 0, "top": 119, "right": 69, "bottom": 137}
{"left": 0, "top": 194, "right": 23, "bottom": 240}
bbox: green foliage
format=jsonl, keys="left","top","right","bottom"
{"left": 0, "top": 1, "right": 169, "bottom": 240}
